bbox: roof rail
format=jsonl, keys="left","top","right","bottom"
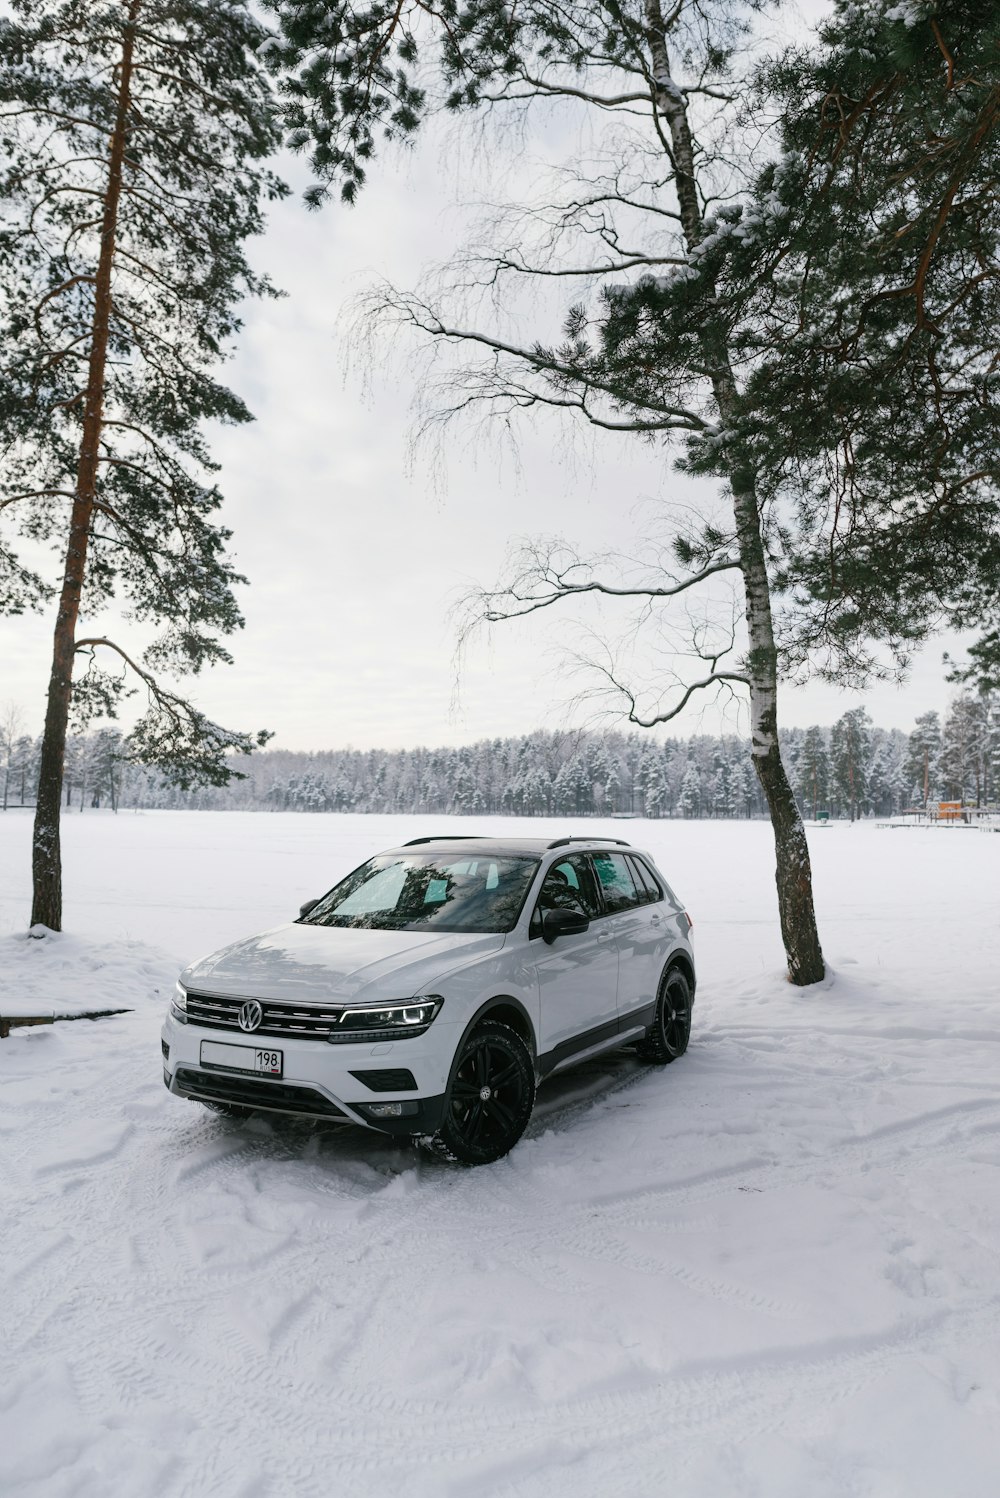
{"left": 403, "top": 835, "right": 486, "bottom": 846}
{"left": 546, "top": 835, "right": 630, "bottom": 850}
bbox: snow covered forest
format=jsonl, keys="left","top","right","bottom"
{"left": 3, "top": 693, "right": 997, "bottom": 820}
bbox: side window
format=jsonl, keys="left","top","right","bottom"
{"left": 627, "top": 855, "right": 663, "bottom": 904}
{"left": 529, "top": 855, "right": 601, "bottom": 938}
{"left": 591, "top": 853, "right": 641, "bottom": 915}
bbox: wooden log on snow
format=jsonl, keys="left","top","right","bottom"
{"left": 0, "top": 1007, "right": 130, "bottom": 1038}
{"left": 0, "top": 1012, "right": 55, "bottom": 1039}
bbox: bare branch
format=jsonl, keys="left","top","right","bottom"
{"left": 383, "top": 295, "right": 713, "bottom": 431}
{"left": 586, "top": 658, "right": 750, "bottom": 728}
{"left": 0, "top": 488, "right": 77, "bottom": 513}
{"left": 474, "top": 555, "right": 741, "bottom": 622}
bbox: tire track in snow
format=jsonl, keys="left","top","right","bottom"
{"left": 6, "top": 1005, "right": 1000, "bottom": 1498}
{"left": 587, "top": 1094, "right": 1000, "bottom": 1220}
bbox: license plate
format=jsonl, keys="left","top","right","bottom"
{"left": 200, "top": 1040, "right": 283, "bottom": 1077}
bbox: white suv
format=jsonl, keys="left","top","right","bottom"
{"left": 161, "top": 835, "right": 695, "bottom": 1164}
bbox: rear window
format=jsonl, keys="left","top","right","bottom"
{"left": 627, "top": 855, "right": 663, "bottom": 904}
{"left": 591, "top": 852, "right": 642, "bottom": 914}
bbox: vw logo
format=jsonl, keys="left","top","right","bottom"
{"left": 238, "top": 1000, "right": 263, "bottom": 1033}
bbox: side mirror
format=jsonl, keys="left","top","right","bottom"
{"left": 298, "top": 898, "right": 320, "bottom": 920}
{"left": 541, "top": 907, "right": 589, "bottom": 945}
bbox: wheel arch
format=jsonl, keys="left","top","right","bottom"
{"left": 458, "top": 994, "right": 537, "bottom": 1060}
{"left": 663, "top": 948, "right": 696, "bottom": 1000}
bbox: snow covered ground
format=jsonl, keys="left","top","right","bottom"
{"left": 1, "top": 810, "right": 999, "bottom": 1498}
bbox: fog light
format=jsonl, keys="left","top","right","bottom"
{"left": 358, "top": 1100, "right": 420, "bottom": 1121}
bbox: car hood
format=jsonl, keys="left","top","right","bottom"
{"left": 180, "top": 921, "right": 506, "bottom": 1004}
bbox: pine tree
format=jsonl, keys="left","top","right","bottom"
{"left": 728, "top": 755, "right": 755, "bottom": 819}
{"left": 830, "top": 709, "right": 873, "bottom": 822}
{"left": 799, "top": 727, "right": 829, "bottom": 821}
{"left": 89, "top": 727, "right": 122, "bottom": 809}
{"left": 0, "top": 0, "right": 284, "bottom": 929}
{"left": 677, "top": 762, "right": 701, "bottom": 818}
{"left": 940, "top": 694, "right": 993, "bottom": 806}
{"left": 903, "top": 712, "right": 942, "bottom": 807}
{"left": 736, "top": 4, "right": 1000, "bottom": 675}
{"left": 641, "top": 750, "right": 666, "bottom": 819}
{"left": 866, "top": 741, "right": 891, "bottom": 818}
{"left": 552, "top": 759, "right": 575, "bottom": 816}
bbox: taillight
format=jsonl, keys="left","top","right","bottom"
{"left": 684, "top": 911, "right": 693, "bottom": 931}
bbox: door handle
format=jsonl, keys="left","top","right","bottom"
{"left": 596, "top": 929, "right": 615, "bottom": 943}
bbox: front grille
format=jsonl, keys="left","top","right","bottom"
{"left": 185, "top": 990, "right": 343, "bottom": 1041}
{"left": 348, "top": 1068, "right": 418, "bottom": 1093}
{"left": 173, "top": 1067, "right": 348, "bottom": 1119}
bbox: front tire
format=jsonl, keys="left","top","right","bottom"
{"left": 435, "top": 1020, "right": 535, "bottom": 1165}
{"left": 637, "top": 967, "right": 692, "bottom": 1064}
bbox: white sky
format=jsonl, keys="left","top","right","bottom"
{"left": 0, "top": 0, "right": 967, "bottom": 751}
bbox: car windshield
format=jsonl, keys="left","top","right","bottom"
{"left": 301, "top": 853, "right": 541, "bottom": 934}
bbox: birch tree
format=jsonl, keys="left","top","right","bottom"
{"left": 0, "top": 0, "right": 284, "bottom": 929}
{"left": 1, "top": 701, "right": 23, "bottom": 812}
{"left": 272, "top": 0, "right": 1000, "bottom": 983}
{"left": 272, "top": 0, "right": 828, "bottom": 982}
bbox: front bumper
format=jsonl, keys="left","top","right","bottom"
{"left": 161, "top": 1011, "right": 452, "bottom": 1136}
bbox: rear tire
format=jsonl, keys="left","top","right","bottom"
{"left": 434, "top": 1020, "right": 535, "bottom": 1165}
{"left": 637, "top": 967, "right": 692, "bottom": 1064}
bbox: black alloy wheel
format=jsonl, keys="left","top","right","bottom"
{"left": 638, "top": 967, "right": 692, "bottom": 1064}
{"left": 436, "top": 1019, "right": 535, "bottom": 1165}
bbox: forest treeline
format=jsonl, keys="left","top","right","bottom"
{"left": 3, "top": 694, "right": 997, "bottom": 821}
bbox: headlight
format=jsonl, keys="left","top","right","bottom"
{"left": 328, "top": 996, "right": 443, "bottom": 1043}
{"left": 171, "top": 982, "right": 188, "bottom": 1022}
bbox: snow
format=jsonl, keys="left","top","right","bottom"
{"left": 2, "top": 810, "right": 999, "bottom": 1497}
{"left": 884, "top": 1, "right": 933, "bottom": 26}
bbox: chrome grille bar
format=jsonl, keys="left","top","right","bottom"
{"left": 185, "top": 991, "right": 344, "bottom": 1041}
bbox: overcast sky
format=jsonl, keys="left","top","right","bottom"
{"left": 0, "top": 1, "right": 967, "bottom": 751}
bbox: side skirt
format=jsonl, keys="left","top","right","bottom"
{"left": 537, "top": 1003, "right": 657, "bottom": 1080}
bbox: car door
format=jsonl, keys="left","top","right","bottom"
{"left": 528, "top": 854, "right": 619, "bottom": 1062}
{"left": 588, "top": 851, "right": 665, "bottom": 1031}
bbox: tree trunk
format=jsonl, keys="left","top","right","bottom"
{"left": 733, "top": 472, "right": 825, "bottom": 983}
{"left": 646, "top": 0, "right": 825, "bottom": 983}
{"left": 30, "top": 7, "right": 138, "bottom": 931}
